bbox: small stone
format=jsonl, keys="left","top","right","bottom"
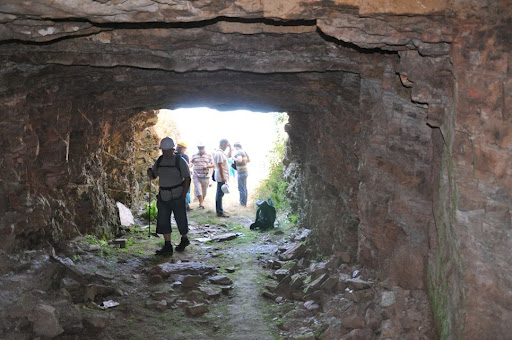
{"left": 352, "top": 270, "right": 360, "bottom": 278}
{"left": 154, "top": 262, "right": 218, "bottom": 278}
{"left": 290, "top": 273, "right": 307, "bottom": 289}
{"left": 182, "top": 275, "right": 202, "bottom": 288}
{"left": 275, "top": 281, "right": 292, "bottom": 299}
{"left": 186, "top": 304, "right": 209, "bottom": 317}
{"left": 262, "top": 291, "right": 278, "bottom": 301}
{"left": 31, "top": 304, "right": 64, "bottom": 338}
{"left": 150, "top": 286, "right": 175, "bottom": 299}
{"left": 340, "top": 252, "right": 351, "bottom": 264}
{"left": 112, "top": 238, "right": 127, "bottom": 248}
{"left": 304, "top": 273, "right": 329, "bottom": 294}
{"left": 303, "top": 300, "right": 320, "bottom": 311}
{"left": 278, "top": 243, "right": 306, "bottom": 261}
{"left": 209, "top": 275, "right": 233, "bottom": 285}
{"left": 214, "top": 233, "right": 239, "bottom": 242}
{"left": 150, "top": 275, "right": 163, "bottom": 284}
{"left": 295, "top": 229, "right": 311, "bottom": 241}
{"left": 303, "top": 290, "right": 324, "bottom": 302}
{"left": 339, "top": 274, "right": 372, "bottom": 290}
{"left": 264, "top": 284, "right": 277, "bottom": 292}
{"left": 220, "top": 285, "right": 234, "bottom": 295}
{"left": 347, "top": 278, "right": 372, "bottom": 290}
{"left": 226, "top": 266, "right": 236, "bottom": 273}
{"left": 187, "top": 291, "right": 205, "bottom": 303}
{"left": 343, "top": 314, "right": 365, "bottom": 329}
{"left": 380, "top": 290, "right": 396, "bottom": 307}
{"left": 198, "top": 286, "right": 221, "bottom": 299}
{"left": 319, "top": 277, "right": 338, "bottom": 291}
{"left": 275, "top": 268, "right": 290, "bottom": 281}
{"left": 146, "top": 299, "right": 167, "bottom": 311}
{"left": 272, "top": 261, "right": 284, "bottom": 269}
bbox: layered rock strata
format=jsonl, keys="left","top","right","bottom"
{"left": 0, "top": 1, "right": 511, "bottom": 337}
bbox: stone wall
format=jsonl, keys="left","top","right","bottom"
{"left": 285, "top": 72, "right": 362, "bottom": 258}
{"left": 0, "top": 1, "right": 511, "bottom": 337}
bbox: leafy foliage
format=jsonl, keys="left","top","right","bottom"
{"left": 255, "top": 113, "right": 290, "bottom": 212}
{"left": 142, "top": 200, "right": 158, "bottom": 221}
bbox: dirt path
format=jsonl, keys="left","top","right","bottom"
{"left": 0, "top": 189, "right": 290, "bottom": 340}
{"left": 75, "top": 206, "right": 284, "bottom": 340}
{"left": 223, "top": 246, "right": 275, "bottom": 340}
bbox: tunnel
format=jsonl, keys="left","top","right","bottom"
{"left": 1, "top": 1, "right": 511, "bottom": 339}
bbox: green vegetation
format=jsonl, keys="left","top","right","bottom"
{"left": 141, "top": 200, "right": 158, "bottom": 221}
{"left": 255, "top": 113, "right": 290, "bottom": 212}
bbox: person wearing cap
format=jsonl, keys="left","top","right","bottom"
{"left": 176, "top": 141, "right": 192, "bottom": 211}
{"left": 233, "top": 142, "right": 250, "bottom": 206}
{"left": 147, "top": 137, "right": 191, "bottom": 255}
{"left": 190, "top": 143, "right": 214, "bottom": 209}
{"left": 214, "top": 139, "right": 231, "bottom": 217}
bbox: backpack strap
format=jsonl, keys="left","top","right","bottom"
{"left": 155, "top": 155, "right": 183, "bottom": 179}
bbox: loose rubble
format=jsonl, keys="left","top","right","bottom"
{"left": 259, "top": 229, "right": 436, "bottom": 339}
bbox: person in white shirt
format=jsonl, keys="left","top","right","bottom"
{"left": 214, "top": 139, "right": 231, "bottom": 217}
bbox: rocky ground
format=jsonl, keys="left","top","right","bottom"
{"left": 0, "top": 203, "right": 436, "bottom": 339}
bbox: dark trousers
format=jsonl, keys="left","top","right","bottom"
{"left": 156, "top": 197, "right": 188, "bottom": 235}
{"left": 216, "top": 182, "right": 225, "bottom": 215}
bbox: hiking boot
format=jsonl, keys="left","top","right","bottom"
{"left": 217, "top": 212, "right": 230, "bottom": 218}
{"left": 198, "top": 205, "right": 205, "bottom": 210}
{"left": 186, "top": 205, "right": 193, "bottom": 211}
{"left": 155, "top": 244, "right": 173, "bottom": 256}
{"left": 175, "top": 237, "right": 190, "bottom": 252}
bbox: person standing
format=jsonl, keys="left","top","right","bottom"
{"left": 214, "top": 139, "right": 231, "bottom": 217}
{"left": 190, "top": 143, "right": 214, "bottom": 209}
{"left": 147, "top": 137, "right": 191, "bottom": 255}
{"left": 233, "top": 142, "right": 250, "bottom": 206}
{"left": 176, "top": 141, "right": 192, "bottom": 211}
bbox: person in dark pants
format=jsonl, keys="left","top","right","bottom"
{"left": 214, "top": 139, "right": 231, "bottom": 217}
{"left": 176, "top": 141, "right": 192, "bottom": 211}
{"left": 147, "top": 137, "right": 191, "bottom": 255}
{"left": 233, "top": 142, "right": 250, "bottom": 206}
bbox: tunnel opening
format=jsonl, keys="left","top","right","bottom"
{"left": 1, "top": 2, "right": 511, "bottom": 338}
{"left": 119, "top": 106, "right": 289, "bottom": 217}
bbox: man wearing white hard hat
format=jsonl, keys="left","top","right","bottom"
{"left": 147, "top": 137, "right": 191, "bottom": 255}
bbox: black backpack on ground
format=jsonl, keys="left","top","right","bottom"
{"left": 250, "top": 199, "right": 277, "bottom": 231}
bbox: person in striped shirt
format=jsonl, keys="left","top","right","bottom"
{"left": 190, "top": 143, "right": 214, "bottom": 209}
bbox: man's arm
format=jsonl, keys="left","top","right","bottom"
{"left": 218, "top": 163, "right": 227, "bottom": 183}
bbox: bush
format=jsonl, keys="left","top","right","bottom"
{"left": 142, "top": 200, "right": 158, "bottom": 221}
{"left": 255, "top": 113, "right": 289, "bottom": 212}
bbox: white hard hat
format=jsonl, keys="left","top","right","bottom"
{"left": 159, "top": 137, "right": 175, "bottom": 150}
{"left": 221, "top": 183, "right": 230, "bottom": 194}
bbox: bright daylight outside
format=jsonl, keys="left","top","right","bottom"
{"left": 150, "top": 108, "right": 289, "bottom": 218}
